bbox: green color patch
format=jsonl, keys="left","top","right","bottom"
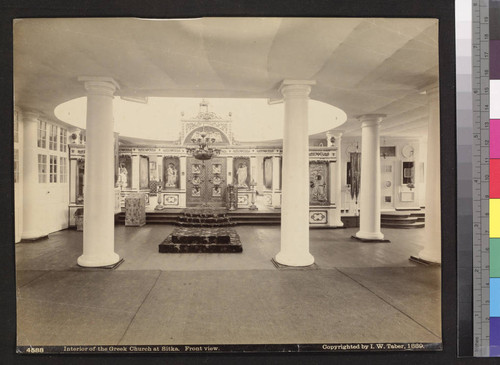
{"left": 491, "top": 238, "right": 500, "bottom": 278}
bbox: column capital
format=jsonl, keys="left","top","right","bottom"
{"left": 326, "top": 130, "right": 342, "bottom": 147}
{"left": 22, "top": 110, "right": 41, "bottom": 123}
{"left": 357, "top": 114, "right": 386, "bottom": 127}
{"left": 78, "top": 76, "right": 120, "bottom": 97}
{"left": 279, "top": 80, "right": 316, "bottom": 98}
{"left": 327, "top": 129, "right": 343, "bottom": 138}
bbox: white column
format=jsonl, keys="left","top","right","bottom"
{"left": 271, "top": 156, "right": 281, "bottom": 208}
{"left": 330, "top": 132, "right": 344, "bottom": 227}
{"left": 69, "top": 159, "right": 78, "bottom": 203}
{"left": 275, "top": 80, "right": 315, "bottom": 266}
{"left": 355, "top": 114, "right": 386, "bottom": 241}
{"left": 21, "top": 111, "right": 46, "bottom": 240}
{"left": 415, "top": 85, "right": 441, "bottom": 263}
{"left": 131, "top": 155, "right": 140, "bottom": 190}
{"left": 179, "top": 156, "right": 187, "bottom": 190}
{"left": 77, "top": 76, "right": 120, "bottom": 267}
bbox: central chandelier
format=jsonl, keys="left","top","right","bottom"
{"left": 187, "top": 128, "right": 221, "bottom": 161}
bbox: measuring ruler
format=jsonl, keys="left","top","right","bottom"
{"left": 472, "top": 0, "right": 490, "bottom": 357}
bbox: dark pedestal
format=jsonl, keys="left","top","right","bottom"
{"left": 125, "top": 193, "right": 146, "bottom": 227}
{"left": 159, "top": 207, "right": 243, "bottom": 253}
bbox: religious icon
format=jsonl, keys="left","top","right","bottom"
{"left": 212, "top": 164, "right": 222, "bottom": 174}
{"left": 212, "top": 176, "right": 222, "bottom": 185}
{"left": 116, "top": 162, "right": 128, "bottom": 188}
{"left": 236, "top": 163, "right": 248, "bottom": 188}
{"left": 192, "top": 164, "right": 201, "bottom": 174}
{"left": 311, "top": 173, "right": 327, "bottom": 202}
{"left": 192, "top": 186, "right": 201, "bottom": 197}
{"left": 212, "top": 186, "right": 221, "bottom": 197}
{"left": 192, "top": 176, "right": 201, "bottom": 185}
{"left": 165, "top": 163, "right": 178, "bottom": 187}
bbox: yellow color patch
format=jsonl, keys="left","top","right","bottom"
{"left": 491, "top": 199, "right": 500, "bottom": 238}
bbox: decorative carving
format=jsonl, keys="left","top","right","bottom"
{"left": 125, "top": 194, "right": 146, "bottom": 227}
{"left": 163, "top": 194, "right": 179, "bottom": 206}
{"left": 192, "top": 186, "right": 201, "bottom": 197}
{"left": 181, "top": 100, "right": 233, "bottom": 145}
{"left": 309, "top": 211, "right": 327, "bottom": 224}
{"left": 309, "top": 162, "right": 329, "bottom": 205}
{"left": 238, "top": 195, "right": 249, "bottom": 205}
{"left": 184, "top": 126, "right": 229, "bottom": 145}
{"left": 212, "top": 186, "right": 222, "bottom": 197}
{"left": 186, "top": 157, "right": 226, "bottom": 207}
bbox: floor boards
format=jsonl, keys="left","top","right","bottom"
{"left": 15, "top": 225, "right": 441, "bottom": 347}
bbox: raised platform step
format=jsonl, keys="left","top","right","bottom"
{"left": 158, "top": 209, "right": 243, "bottom": 253}
{"left": 381, "top": 217, "right": 419, "bottom": 224}
{"left": 382, "top": 222, "right": 425, "bottom": 229}
{"left": 116, "top": 210, "right": 424, "bottom": 228}
{"left": 380, "top": 211, "right": 425, "bottom": 228}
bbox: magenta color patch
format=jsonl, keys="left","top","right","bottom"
{"left": 492, "top": 120, "right": 500, "bottom": 158}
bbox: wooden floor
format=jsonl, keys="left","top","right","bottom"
{"left": 15, "top": 225, "right": 441, "bottom": 347}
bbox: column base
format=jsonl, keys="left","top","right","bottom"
{"left": 21, "top": 231, "right": 49, "bottom": 242}
{"left": 409, "top": 255, "right": 441, "bottom": 266}
{"left": 352, "top": 232, "right": 390, "bottom": 243}
{"left": 413, "top": 247, "right": 441, "bottom": 264}
{"left": 274, "top": 251, "right": 314, "bottom": 267}
{"left": 271, "top": 258, "right": 318, "bottom": 270}
{"left": 328, "top": 219, "right": 344, "bottom": 228}
{"left": 77, "top": 253, "right": 121, "bottom": 268}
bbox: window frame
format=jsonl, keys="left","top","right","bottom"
{"left": 60, "top": 128, "right": 67, "bottom": 152}
{"left": 37, "top": 121, "right": 47, "bottom": 149}
{"left": 49, "top": 124, "right": 58, "bottom": 151}
{"left": 38, "top": 154, "right": 47, "bottom": 183}
{"left": 60, "top": 156, "right": 67, "bottom": 183}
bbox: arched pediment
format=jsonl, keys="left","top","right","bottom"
{"left": 183, "top": 126, "right": 230, "bottom": 146}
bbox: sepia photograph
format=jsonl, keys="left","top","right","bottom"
{"left": 13, "top": 17, "right": 442, "bottom": 353}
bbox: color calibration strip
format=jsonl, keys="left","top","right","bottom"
{"left": 490, "top": 0, "right": 500, "bottom": 357}
{"left": 471, "top": 0, "right": 491, "bottom": 356}
{"left": 456, "top": 0, "right": 475, "bottom": 356}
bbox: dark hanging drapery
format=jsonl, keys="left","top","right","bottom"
{"left": 350, "top": 152, "right": 361, "bottom": 203}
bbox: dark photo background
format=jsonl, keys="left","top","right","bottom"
{"left": 0, "top": 0, "right": 457, "bottom": 364}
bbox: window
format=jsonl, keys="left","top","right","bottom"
{"left": 49, "top": 155, "right": 58, "bottom": 183}
{"left": 60, "top": 128, "right": 67, "bottom": 152}
{"left": 37, "top": 120, "right": 47, "bottom": 148}
{"left": 14, "top": 111, "right": 19, "bottom": 143}
{"left": 60, "top": 157, "right": 67, "bottom": 183}
{"left": 38, "top": 154, "right": 47, "bottom": 183}
{"left": 49, "top": 124, "right": 58, "bottom": 151}
{"left": 14, "top": 149, "right": 19, "bottom": 183}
